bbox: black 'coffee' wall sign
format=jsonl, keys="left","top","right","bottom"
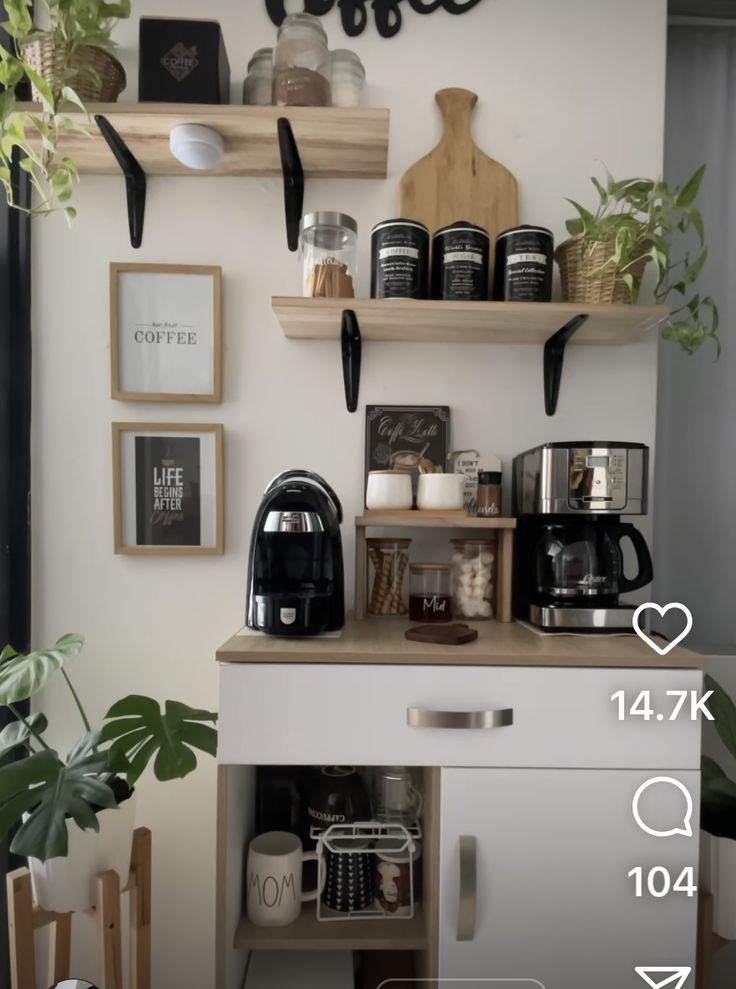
{"left": 266, "top": 0, "right": 483, "bottom": 38}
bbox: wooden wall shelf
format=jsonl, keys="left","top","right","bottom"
{"left": 19, "top": 103, "right": 390, "bottom": 178}
{"left": 233, "top": 902, "right": 426, "bottom": 951}
{"left": 357, "top": 511, "right": 516, "bottom": 529}
{"left": 272, "top": 297, "right": 667, "bottom": 344}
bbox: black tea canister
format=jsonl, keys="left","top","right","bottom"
{"left": 492, "top": 225, "right": 554, "bottom": 302}
{"left": 431, "top": 221, "right": 490, "bottom": 301}
{"left": 371, "top": 219, "right": 430, "bottom": 299}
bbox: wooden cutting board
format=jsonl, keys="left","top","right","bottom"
{"left": 399, "top": 88, "right": 518, "bottom": 246}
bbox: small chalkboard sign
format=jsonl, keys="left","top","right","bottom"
{"left": 365, "top": 405, "right": 450, "bottom": 498}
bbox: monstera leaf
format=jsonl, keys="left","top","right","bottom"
{"left": 706, "top": 674, "right": 736, "bottom": 762}
{"left": 0, "top": 731, "right": 116, "bottom": 861}
{"left": 0, "top": 713, "right": 48, "bottom": 759}
{"left": 101, "top": 695, "right": 218, "bottom": 785}
{"left": 0, "top": 633, "right": 84, "bottom": 705}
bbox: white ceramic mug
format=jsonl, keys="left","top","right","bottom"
{"left": 366, "top": 470, "right": 413, "bottom": 510}
{"left": 246, "top": 831, "right": 325, "bottom": 927}
{"left": 416, "top": 472, "right": 464, "bottom": 510}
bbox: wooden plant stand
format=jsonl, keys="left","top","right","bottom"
{"left": 6, "top": 826, "right": 151, "bottom": 989}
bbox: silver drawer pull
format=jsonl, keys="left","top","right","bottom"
{"left": 407, "top": 707, "right": 513, "bottom": 729}
{"left": 457, "top": 835, "right": 477, "bottom": 942}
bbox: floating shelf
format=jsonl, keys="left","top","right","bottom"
{"left": 233, "top": 902, "right": 426, "bottom": 951}
{"left": 357, "top": 511, "right": 517, "bottom": 529}
{"left": 272, "top": 297, "right": 667, "bottom": 344}
{"left": 18, "top": 102, "right": 390, "bottom": 178}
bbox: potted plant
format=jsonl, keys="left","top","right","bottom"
{"left": 557, "top": 166, "right": 719, "bottom": 356}
{"left": 0, "top": 633, "right": 217, "bottom": 912}
{"left": 0, "top": 0, "right": 130, "bottom": 219}
{"left": 701, "top": 673, "right": 736, "bottom": 940}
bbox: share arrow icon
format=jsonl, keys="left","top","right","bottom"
{"left": 635, "top": 966, "right": 692, "bottom": 989}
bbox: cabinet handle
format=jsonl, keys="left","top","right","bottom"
{"left": 407, "top": 707, "right": 513, "bottom": 729}
{"left": 457, "top": 835, "right": 477, "bottom": 942}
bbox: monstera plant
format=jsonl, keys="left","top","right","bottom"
{"left": 0, "top": 634, "right": 217, "bottom": 862}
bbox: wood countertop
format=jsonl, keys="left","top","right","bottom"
{"left": 216, "top": 618, "right": 703, "bottom": 669}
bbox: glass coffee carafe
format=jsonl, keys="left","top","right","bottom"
{"left": 534, "top": 520, "right": 653, "bottom": 601}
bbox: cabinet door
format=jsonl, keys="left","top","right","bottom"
{"left": 439, "top": 768, "right": 699, "bottom": 989}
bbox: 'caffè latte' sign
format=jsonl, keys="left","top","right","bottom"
{"left": 266, "top": 0, "right": 483, "bottom": 38}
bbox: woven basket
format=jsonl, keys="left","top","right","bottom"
{"left": 555, "top": 235, "right": 650, "bottom": 305}
{"left": 22, "top": 35, "right": 126, "bottom": 103}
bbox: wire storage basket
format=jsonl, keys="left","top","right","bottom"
{"left": 312, "top": 821, "right": 421, "bottom": 921}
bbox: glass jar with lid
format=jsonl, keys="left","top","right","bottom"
{"left": 299, "top": 211, "right": 357, "bottom": 298}
{"left": 367, "top": 538, "right": 411, "bottom": 616}
{"left": 242, "top": 47, "right": 273, "bottom": 106}
{"left": 451, "top": 538, "right": 496, "bottom": 620}
{"left": 273, "top": 12, "right": 331, "bottom": 107}
{"left": 409, "top": 564, "right": 452, "bottom": 623}
{"left": 330, "top": 49, "right": 365, "bottom": 107}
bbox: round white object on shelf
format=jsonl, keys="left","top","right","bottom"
{"left": 169, "top": 124, "right": 225, "bottom": 170}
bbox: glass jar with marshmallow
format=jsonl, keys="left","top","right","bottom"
{"left": 451, "top": 538, "right": 496, "bottom": 621}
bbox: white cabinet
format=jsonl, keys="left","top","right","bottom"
{"left": 439, "top": 768, "right": 700, "bottom": 989}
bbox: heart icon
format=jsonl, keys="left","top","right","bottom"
{"left": 632, "top": 602, "right": 693, "bottom": 655}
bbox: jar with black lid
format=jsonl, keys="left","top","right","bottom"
{"left": 371, "top": 218, "right": 430, "bottom": 299}
{"left": 492, "top": 225, "right": 554, "bottom": 302}
{"left": 431, "top": 221, "right": 490, "bottom": 301}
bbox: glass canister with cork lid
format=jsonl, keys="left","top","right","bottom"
{"left": 408, "top": 564, "right": 452, "bottom": 623}
{"left": 451, "top": 538, "right": 496, "bottom": 620}
{"left": 367, "top": 538, "right": 411, "bottom": 616}
{"left": 273, "top": 12, "right": 331, "bottom": 107}
{"left": 299, "top": 212, "right": 357, "bottom": 298}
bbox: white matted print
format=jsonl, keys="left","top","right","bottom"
{"left": 112, "top": 423, "right": 223, "bottom": 555}
{"left": 111, "top": 263, "right": 222, "bottom": 402}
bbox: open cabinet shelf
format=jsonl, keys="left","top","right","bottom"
{"left": 17, "top": 102, "right": 390, "bottom": 177}
{"left": 272, "top": 297, "right": 667, "bottom": 343}
{"left": 357, "top": 511, "right": 516, "bottom": 530}
{"left": 233, "top": 902, "right": 427, "bottom": 951}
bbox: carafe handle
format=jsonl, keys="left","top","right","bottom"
{"left": 611, "top": 523, "right": 653, "bottom": 593}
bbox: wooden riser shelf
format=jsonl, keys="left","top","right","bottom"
{"left": 357, "top": 511, "right": 516, "bottom": 529}
{"left": 233, "top": 902, "right": 427, "bottom": 951}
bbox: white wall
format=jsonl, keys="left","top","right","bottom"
{"left": 31, "top": 1, "right": 667, "bottom": 985}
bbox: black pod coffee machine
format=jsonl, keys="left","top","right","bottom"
{"left": 246, "top": 470, "right": 344, "bottom": 636}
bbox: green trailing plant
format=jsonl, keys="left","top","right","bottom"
{"left": 565, "top": 165, "right": 720, "bottom": 357}
{"left": 701, "top": 674, "right": 736, "bottom": 841}
{"left": 0, "top": 0, "right": 130, "bottom": 219}
{"left": 0, "top": 634, "right": 218, "bottom": 861}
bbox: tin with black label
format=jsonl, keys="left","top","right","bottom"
{"left": 371, "top": 219, "right": 430, "bottom": 299}
{"left": 492, "top": 225, "right": 554, "bottom": 302}
{"left": 431, "top": 221, "right": 490, "bottom": 301}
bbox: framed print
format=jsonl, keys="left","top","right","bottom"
{"left": 365, "top": 405, "right": 450, "bottom": 498}
{"left": 112, "top": 423, "right": 223, "bottom": 555}
{"left": 110, "top": 263, "right": 222, "bottom": 403}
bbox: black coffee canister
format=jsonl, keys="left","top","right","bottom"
{"left": 371, "top": 219, "right": 430, "bottom": 299}
{"left": 492, "top": 225, "right": 554, "bottom": 302}
{"left": 431, "top": 221, "right": 490, "bottom": 301}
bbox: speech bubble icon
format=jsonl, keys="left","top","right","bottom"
{"left": 632, "top": 777, "right": 694, "bottom": 838}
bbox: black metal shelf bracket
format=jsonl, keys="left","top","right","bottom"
{"left": 95, "top": 114, "right": 146, "bottom": 249}
{"left": 543, "top": 313, "right": 589, "bottom": 416}
{"left": 341, "top": 309, "right": 362, "bottom": 413}
{"left": 277, "top": 117, "right": 304, "bottom": 252}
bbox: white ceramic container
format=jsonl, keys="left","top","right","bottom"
{"left": 416, "top": 472, "right": 464, "bottom": 511}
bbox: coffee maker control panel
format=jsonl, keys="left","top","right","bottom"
{"left": 513, "top": 441, "right": 648, "bottom": 515}
{"left": 569, "top": 447, "right": 628, "bottom": 511}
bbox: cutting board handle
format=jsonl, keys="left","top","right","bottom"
{"left": 435, "top": 87, "right": 478, "bottom": 144}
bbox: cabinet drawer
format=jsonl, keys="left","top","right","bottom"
{"left": 217, "top": 664, "right": 701, "bottom": 769}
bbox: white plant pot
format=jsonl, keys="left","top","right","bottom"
{"left": 701, "top": 829, "right": 736, "bottom": 940}
{"left": 28, "top": 793, "right": 136, "bottom": 913}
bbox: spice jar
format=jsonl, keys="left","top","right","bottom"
{"left": 300, "top": 211, "right": 357, "bottom": 298}
{"left": 330, "top": 49, "right": 365, "bottom": 107}
{"left": 451, "top": 538, "right": 496, "bottom": 621}
{"left": 273, "top": 12, "right": 331, "bottom": 107}
{"left": 242, "top": 47, "right": 273, "bottom": 105}
{"left": 371, "top": 219, "right": 430, "bottom": 299}
{"left": 476, "top": 470, "right": 502, "bottom": 518}
{"left": 367, "top": 539, "right": 411, "bottom": 616}
{"left": 409, "top": 564, "right": 452, "bottom": 623}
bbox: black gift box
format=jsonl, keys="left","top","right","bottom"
{"left": 139, "top": 17, "right": 230, "bottom": 104}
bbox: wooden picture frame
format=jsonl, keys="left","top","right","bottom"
{"left": 112, "top": 422, "right": 224, "bottom": 556}
{"left": 110, "top": 263, "right": 222, "bottom": 403}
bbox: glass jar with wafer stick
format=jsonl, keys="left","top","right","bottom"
{"left": 367, "top": 538, "right": 412, "bottom": 616}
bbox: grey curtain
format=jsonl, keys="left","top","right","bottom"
{"left": 655, "top": 24, "right": 736, "bottom": 651}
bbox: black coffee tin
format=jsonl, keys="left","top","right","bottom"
{"left": 371, "top": 219, "right": 430, "bottom": 299}
{"left": 431, "top": 221, "right": 490, "bottom": 301}
{"left": 492, "top": 225, "right": 554, "bottom": 302}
